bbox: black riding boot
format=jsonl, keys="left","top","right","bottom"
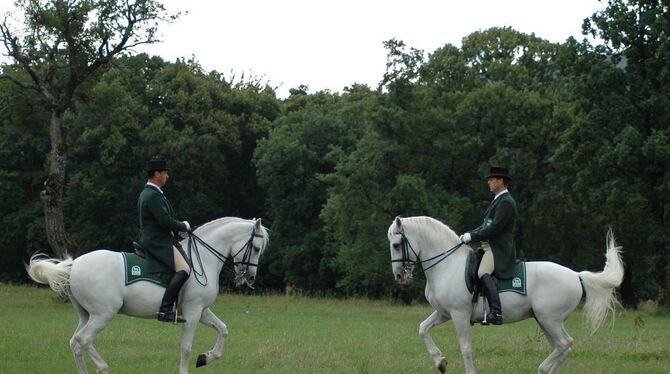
{"left": 481, "top": 273, "right": 503, "bottom": 325}
{"left": 157, "top": 270, "right": 189, "bottom": 323}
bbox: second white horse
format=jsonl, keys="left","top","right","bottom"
{"left": 388, "top": 216, "right": 623, "bottom": 374}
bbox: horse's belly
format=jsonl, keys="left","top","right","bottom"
{"left": 120, "top": 282, "right": 164, "bottom": 318}
{"left": 471, "top": 294, "right": 533, "bottom": 323}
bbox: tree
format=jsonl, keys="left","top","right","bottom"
{"left": 0, "top": 73, "right": 49, "bottom": 280}
{"left": 0, "top": 0, "right": 177, "bottom": 257}
{"left": 254, "top": 86, "right": 372, "bottom": 292}
{"left": 556, "top": 0, "right": 670, "bottom": 306}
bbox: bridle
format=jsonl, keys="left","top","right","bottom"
{"left": 391, "top": 228, "right": 464, "bottom": 274}
{"left": 230, "top": 226, "right": 265, "bottom": 270}
{"left": 187, "top": 225, "right": 264, "bottom": 287}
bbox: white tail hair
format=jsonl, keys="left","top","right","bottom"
{"left": 578, "top": 229, "right": 624, "bottom": 333}
{"left": 25, "top": 253, "right": 74, "bottom": 298}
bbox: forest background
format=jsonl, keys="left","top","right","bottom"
{"left": 0, "top": 0, "right": 668, "bottom": 309}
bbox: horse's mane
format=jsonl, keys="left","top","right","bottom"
{"left": 194, "top": 217, "right": 270, "bottom": 246}
{"left": 194, "top": 217, "right": 249, "bottom": 235}
{"left": 397, "top": 216, "right": 460, "bottom": 246}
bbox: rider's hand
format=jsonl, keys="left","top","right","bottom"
{"left": 459, "top": 233, "right": 471, "bottom": 244}
{"left": 182, "top": 221, "right": 191, "bottom": 232}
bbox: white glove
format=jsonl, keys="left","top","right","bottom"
{"left": 459, "top": 233, "right": 471, "bottom": 244}
{"left": 182, "top": 221, "right": 191, "bottom": 232}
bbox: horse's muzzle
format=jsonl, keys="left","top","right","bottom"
{"left": 395, "top": 272, "right": 412, "bottom": 285}
{"left": 235, "top": 271, "right": 255, "bottom": 289}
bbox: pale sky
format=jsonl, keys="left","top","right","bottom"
{"left": 2, "top": 0, "right": 606, "bottom": 98}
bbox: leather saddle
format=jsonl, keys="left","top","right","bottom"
{"left": 132, "top": 241, "right": 147, "bottom": 258}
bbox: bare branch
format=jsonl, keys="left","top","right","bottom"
{"left": 0, "top": 20, "right": 45, "bottom": 93}
{"left": 0, "top": 72, "right": 38, "bottom": 90}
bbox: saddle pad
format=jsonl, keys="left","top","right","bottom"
{"left": 497, "top": 261, "right": 527, "bottom": 295}
{"left": 122, "top": 252, "right": 169, "bottom": 288}
{"left": 464, "top": 252, "right": 527, "bottom": 296}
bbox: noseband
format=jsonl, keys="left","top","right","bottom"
{"left": 391, "top": 229, "right": 464, "bottom": 273}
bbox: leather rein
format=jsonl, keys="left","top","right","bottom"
{"left": 391, "top": 229, "right": 464, "bottom": 273}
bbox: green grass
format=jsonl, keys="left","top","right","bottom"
{"left": 1, "top": 284, "right": 668, "bottom": 373}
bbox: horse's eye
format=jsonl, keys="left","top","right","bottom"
{"left": 393, "top": 242, "right": 400, "bottom": 249}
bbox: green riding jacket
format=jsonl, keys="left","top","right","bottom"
{"left": 137, "top": 184, "right": 188, "bottom": 274}
{"left": 468, "top": 191, "right": 518, "bottom": 279}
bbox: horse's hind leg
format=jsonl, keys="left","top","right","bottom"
{"left": 419, "top": 310, "right": 451, "bottom": 373}
{"left": 71, "top": 311, "right": 116, "bottom": 374}
{"left": 195, "top": 307, "right": 229, "bottom": 368}
{"left": 86, "top": 345, "right": 109, "bottom": 374}
{"left": 549, "top": 326, "right": 574, "bottom": 373}
{"left": 536, "top": 318, "right": 573, "bottom": 374}
{"left": 70, "top": 299, "right": 91, "bottom": 374}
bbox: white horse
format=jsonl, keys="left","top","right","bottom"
{"left": 387, "top": 216, "right": 624, "bottom": 374}
{"left": 26, "top": 217, "right": 269, "bottom": 374}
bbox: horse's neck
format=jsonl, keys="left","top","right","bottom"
{"left": 414, "top": 232, "right": 467, "bottom": 282}
{"left": 187, "top": 222, "right": 245, "bottom": 277}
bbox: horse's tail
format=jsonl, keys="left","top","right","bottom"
{"left": 25, "top": 253, "right": 74, "bottom": 298}
{"left": 578, "top": 229, "right": 624, "bottom": 333}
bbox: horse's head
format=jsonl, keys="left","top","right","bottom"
{"left": 231, "top": 218, "right": 269, "bottom": 288}
{"left": 388, "top": 216, "right": 415, "bottom": 284}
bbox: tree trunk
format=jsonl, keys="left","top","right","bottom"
{"left": 40, "top": 110, "right": 71, "bottom": 258}
{"left": 619, "top": 266, "right": 636, "bottom": 308}
{"left": 655, "top": 242, "right": 669, "bottom": 307}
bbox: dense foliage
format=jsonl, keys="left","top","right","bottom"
{"left": 1, "top": 0, "right": 667, "bottom": 307}
{"left": 0, "top": 0, "right": 176, "bottom": 257}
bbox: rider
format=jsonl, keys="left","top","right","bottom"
{"left": 138, "top": 158, "right": 192, "bottom": 323}
{"left": 459, "top": 166, "right": 517, "bottom": 325}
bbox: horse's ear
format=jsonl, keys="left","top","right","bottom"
{"left": 255, "top": 218, "right": 262, "bottom": 230}
{"left": 395, "top": 216, "right": 402, "bottom": 228}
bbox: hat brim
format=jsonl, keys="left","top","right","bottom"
{"left": 487, "top": 174, "right": 512, "bottom": 180}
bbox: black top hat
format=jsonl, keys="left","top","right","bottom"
{"left": 486, "top": 166, "right": 512, "bottom": 181}
{"left": 146, "top": 159, "right": 169, "bottom": 172}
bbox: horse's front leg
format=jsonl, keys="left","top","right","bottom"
{"left": 450, "top": 310, "right": 476, "bottom": 374}
{"left": 419, "top": 310, "right": 451, "bottom": 373}
{"left": 178, "top": 307, "right": 204, "bottom": 374}
{"left": 195, "top": 307, "right": 229, "bottom": 368}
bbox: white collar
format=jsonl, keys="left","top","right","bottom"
{"left": 493, "top": 189, "right": 508, "bottom": 200}
{"left": 146, "top": 182, "right": 164, "bottom": 194}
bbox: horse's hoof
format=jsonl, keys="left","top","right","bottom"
{"left": 438, "top": 358, "right": 447, "bottom": 373}
{"left": 196, "top": 354, "right": 207, "bottom": 368}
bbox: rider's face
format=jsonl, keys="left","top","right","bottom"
{"left": 487, "top": 177, "right": 504, "bottom": 194}
{"left": 154, "top": 170, "right": 169, "bottom": 187}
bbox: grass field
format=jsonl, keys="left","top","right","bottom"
{"left": 1, "top": 284, "right": 668, "bottom": 373}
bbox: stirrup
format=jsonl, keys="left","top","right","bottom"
{"left": 479, "top": 298, "right": 490, "bottom": 325}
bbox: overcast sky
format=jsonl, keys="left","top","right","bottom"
{"left": 1, "top": 0, "right": 607, "bottom": 98}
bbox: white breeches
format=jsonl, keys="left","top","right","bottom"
{"left": 173, "top": 246, "right": 191, "bottom": 274}
{"left": 477, "top": 242, "right": 494, "bottom": 278}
